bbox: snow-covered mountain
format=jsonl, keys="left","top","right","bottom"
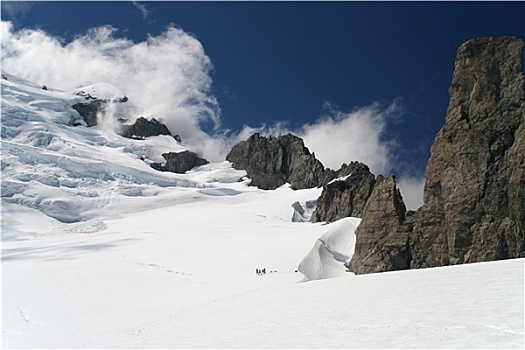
{"left": 1, "top": 73, "right": 523, "bottom": 348}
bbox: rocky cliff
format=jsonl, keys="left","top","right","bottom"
{"left": 346, "top": 175, "right": 414, "bottom": 274}
{"left": 228, "top": 36, "right": 524, "bottom": 275}
{"left": 310, "top": 161, "right": 376, "bottom": 222}
{"left": 70, "top": 87, "right": 128, "bottom": 127}
{"left": 226, "top": 133, "right": 326, "bottom": 190}
{"left": 151, "top": 151, "right": 209, "bottom": 174}
{"left": 226, "top": 133, "right": 376, "bottom": 220}
{"left": 118, "top": 117, "right": 172, "bottom": 140}
{"left": 346, "top": 36, "right": 524, "bottom": 274}
{"left": 410, "top": 36, "right": 525, "bottom": 267}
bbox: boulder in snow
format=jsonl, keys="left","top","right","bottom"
{"left": 151, "top": 150, "right": 209, "bottom": 174}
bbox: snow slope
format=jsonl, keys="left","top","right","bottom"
{"left": 1, "top": 73, "right": 523, "bottom": 348}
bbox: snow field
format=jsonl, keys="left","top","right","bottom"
{"left": 2, "top": 185, "right": 327, "bottom": 348}
{"left": 3, "top": 184, "right": 523, "bottom": 348}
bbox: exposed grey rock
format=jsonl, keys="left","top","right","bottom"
{"left": 71, "top": 100, "right": 105, "bottom": 127}
{"left": 71, "top": 90, "right": 128, "bottom": 127}
{"left": 226, "top": 133, "right": 325, "bottom": 190}
{"left": 118, "top": 117, "right": 172, "bottom": 139}
{"left": 346, "top": 175, "right": 411, "bottom": 274}
{"left": 310, "top": 161, "right": 376, "bottom": 222}
{"left": 151, "top": 150, "right": 209, "bottom": 174}
{"left": 410, "top": 36, "right": 525, "bottom": 268}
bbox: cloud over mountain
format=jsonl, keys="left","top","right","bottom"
{"left": 1, "top": 21, "right": 220, "bottom": 158}
{"left": 1, "top": 20, "right": 416, "bottom": 185}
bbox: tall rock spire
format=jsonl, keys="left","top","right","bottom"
{"left": 410, "top": 36, "right": 525, "bottom": 267}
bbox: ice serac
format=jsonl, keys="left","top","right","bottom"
{"left": 346, "top": 175, "right": 414, "bottom": 274}
{"left": 226, "top": 133, "right": 325, "bottom": 190}
{"left": 310, "top": 161, "right": 376, "bottom": 222}
{"left": 411, "top": 36, "right": 525, "bottom": 268}
{"left": 298, "top": 217, "right": 360, "bottom": 280}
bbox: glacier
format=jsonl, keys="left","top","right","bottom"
{"left": 1, "top": 73, "right": 523, "bottom": 348}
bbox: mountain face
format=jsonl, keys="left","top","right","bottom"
{"left": 346, "top": 175, "right": 415, "bottom": 274}
{"left": 2, "top": 35, "right": 522, "bottom": 281}
{"left": 226, "top": 133, "right": 326, "bottom": 190}
{"left": 0, "top": 73, "right": 223, "bottom": 226}
{"left": 411, "top": 36, "right": 525, "bottom": 268}
{"left": 151, "top": 151, "right": 209, "bottom": 174}
{"left": 226, "top": 133, "right": 376, "bottom": 219}
{"left": 310, "top": 161, "right": 376, "bottom": 222}
{"left": 70, "top": 83, "right": 128, "bottom": 126}
{"left": 118, "top": 117, "right": 172, "bottom": 140}
{"left": 347, "top": 36, "right": 525, "bottom": 274}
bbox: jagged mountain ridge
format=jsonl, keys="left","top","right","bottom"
{"left": 226, "top": 36, "right": 525, "bottom": 274}
{"left": 226, "top": 132, "right": 326, "bottom": 190}
{"left": 227, "top": 133, "right": 376, "bottom": 220}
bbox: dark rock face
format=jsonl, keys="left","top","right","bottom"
{"left": 310, "top": 161, "right": 376, "bottom": 222}
{"left": 410, "top": 36, "right": 525, "bottom": 268}
{"left": 119, "top": 117, "right": 172, "bottom": 139}
{"left": 151, "top": 151, "right": 209, "bottom": 174}
{"left": 71, "top": 93, "right": 128, "bottom": 127}
{"left": 226, "top": 133, "right": 325, "bottom": 190}
{"left": 71, "top": 100, "right": 104, "bottom": 127}
{"left": 346, "top": 175, "right": 412, "bottom": 274}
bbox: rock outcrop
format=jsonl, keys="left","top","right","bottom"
{"left": 151, "top": 151, "right": 209, "bottom": 174}
{"left": 226, "top": 133, "right": 325, "bottom": 190}
{"left": 71, "top": 100, "right": 105, "bottom": 127}
{"left": 118, "top": 117, "right": 172, "bottom": 140}
{"left": 71, "top": 89, "right": 128, "bottom": 127}
{"left": 346, "top": 36, "right": 525, "bottom": 275}
{"left": 410, "top": 36, "right": 525, "bottom": 268}
{"left": 346, "top": 175, "right": 413, "bottom": 274}
{"left": 310, "top": 161, "right": 376, "bottom": 222}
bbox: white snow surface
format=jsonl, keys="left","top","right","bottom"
{"left": 298, "top": 217, "right": 360, "bottom": 281}
{"left": 1, "top": 74, "right": 524, "bottom": 348}
{"left": 327, "top": 172, "right": 352, "bottom": 185}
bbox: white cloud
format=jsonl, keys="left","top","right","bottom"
{"left": 229, "top": 100, "right": 402, "bottom": 177}
{"left": 1, "top": 21, "right": 221, "bottom": 160}
{"left": 132, "top": 1, "right": 150, "bottom": 19}
{"left": 297, "top": 101, "right": 401, "bottom": 175}
{"left": 1, "top": 20, "right": 421, "bottom": 206}
{"left": 397, "top": 176, "right": 425, "bottom": 210}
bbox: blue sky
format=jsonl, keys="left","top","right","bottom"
{"left": 2, "top": 1, "right": 524, "bottom": 207}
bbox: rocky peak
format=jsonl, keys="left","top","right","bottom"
{"left": 226, "top": 133, "right": 325, "bottom": 190}
{"left": 151, "top": 151, "right": 209, "bottom": 174}
{"left": 346, "top": 175, "right": 411, "bottom": 274}
{"left": 118, "top": 117, "right": 173, "bottom": 140}
{"left": 411, "top": 36, "right": 525, "bottom": 268}
{"left": 345, "top": 36, "right": 524, "bottom": 275}
{"left": 310, "top": 161, "right": 376, "bottom": 222}
{"left": 71, "top": 100, "right": 106, "bottom": 127}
